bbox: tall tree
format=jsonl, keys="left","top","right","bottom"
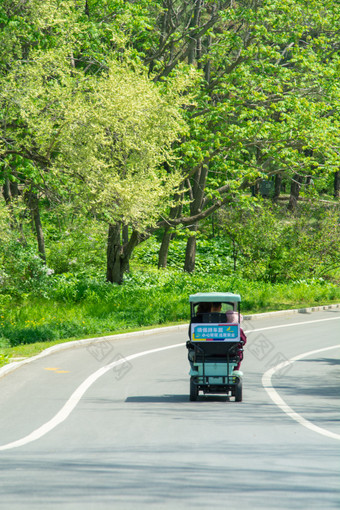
{"left": 1, "top": 0, "right": 339, "bottom": 283}
{"left": 0, "top": 0, "right": 192, "bottom": 283}
{"left": 139, "top": 0, "right": 340, "bottom": 271}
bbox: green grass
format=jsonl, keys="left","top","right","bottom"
{"left": 0, "top": 321, "right": 183, "bottom": 366}
{"left": 1, "top": 269, "right": 340, "bottom": 366}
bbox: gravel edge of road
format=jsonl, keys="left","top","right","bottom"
{"left": 1, "top": 303, "right": 339, "bottom": 379}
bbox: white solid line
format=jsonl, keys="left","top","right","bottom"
{"left": 262, "top": 344, "right": 340, "bottom": 441}
{"left": 1, "top": 314, "right": 339, "bottom": 451}
{"left": 246, "top": 315, "right": 340, "bottom": 333}
{"left": 0, "top": 343, "right": 184, "bottom": 451}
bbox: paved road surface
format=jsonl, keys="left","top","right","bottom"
{"left": 0, "top": 309, "right": 339, "bottom": 509}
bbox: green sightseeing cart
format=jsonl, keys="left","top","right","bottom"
{"left": 186, "top": 292, "right": 244, "bottom": 402}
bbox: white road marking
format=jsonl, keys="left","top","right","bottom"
{"left": 0, "top": 343, "right": 183, "bottom": 451}
{"left": 0, "top": 314, "right": 339, "bottom": 451}
{"left": 246, "top": 315, "right": 340, "bottom": 333}
{"left": 262, "top": 344, "right": 340, "bottom": 441}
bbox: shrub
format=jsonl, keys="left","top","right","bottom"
{"left": 218, "top": 202, "right": 340, "bottom": 282}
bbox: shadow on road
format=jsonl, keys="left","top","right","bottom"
{"left": 125, "top": 394, "right": 230, "bottom": 403}
{"left": 126, "top": 395, "right": 189, "bottom": 403}
{"left": 1, "top": 444, "right": 339, "bottom": 509}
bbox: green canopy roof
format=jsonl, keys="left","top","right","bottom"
{"left": 189, "top": 292, "right": 241, "bottom": 303}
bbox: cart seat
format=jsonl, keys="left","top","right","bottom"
{"left": 190, "top": 312, "right": 227, "bottom": 324}
{"left": 191, "top": 340, "right": 240, "bottom": 360}
{"left": 202, "top": 312, "right": 227, "bottom": 323}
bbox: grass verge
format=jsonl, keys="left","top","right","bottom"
{"left": 1, "top": 270, "right": 340, "bottom": 367}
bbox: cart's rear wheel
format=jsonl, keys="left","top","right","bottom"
{"left": 235, "top": 379, "right": 242, "bottom": 402}
{"left": 190, "top": 377, "right": 198, "bottom": 401}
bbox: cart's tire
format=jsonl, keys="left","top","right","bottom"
{"left": 235, "top": 379, "right": 242, "bottom": 402}
{"left": 190, "top": 377, "right": 198, "bottom": 401}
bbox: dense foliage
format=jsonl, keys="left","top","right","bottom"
{"left": 1, "top": 261, "right": 340, "bottom": 351}
{"left": 0, "top": 1, "right": 339, "bottom": 355}
{"left": 0, "top": 200, "right": 339, "bottom": 353}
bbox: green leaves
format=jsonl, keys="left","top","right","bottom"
{"left": 219, "top": 202, "right": 340, "bottom": 282}
{"left": 0, "top": 1, "right": 193, "bottom": 233}
{"left": 1, "top": 0, "right": 339, "bottom": 285}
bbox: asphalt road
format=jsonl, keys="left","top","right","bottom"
{"left": 0, "top": 309, "right": 339, "bottom": 509}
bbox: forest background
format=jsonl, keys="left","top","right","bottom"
{"left": 0, "top": 0, "right": 339, "bottom": 364}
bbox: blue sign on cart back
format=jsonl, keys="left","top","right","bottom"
{"left": 192, "top": 324, "right": 240, "bottom": 342}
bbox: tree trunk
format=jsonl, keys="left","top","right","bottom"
{"left": 334, "top": 170, "right": 340, "bottom": 199}
{"left": 203, "top": 4, "right": 215, "bottom": 82}
{"left": 26, "top": 191, "right": 46, "bottom": 262}
{"left": 122, "top": 224, "right": 130, "bottom": 272}
{"left": 158, "top": 227, "right": 172, "bottom": 268}
{"left": 10, "top": 181, "right": 19, "bottom": 198}
{"left": 106, "top": 222, "right": 124, "bottom": 284}
{"left": 106, "top": 224, "right": 141, "bottom": 284}
{"left": 158, "top": 184, "right": 184, "bottom": 268}
{"left": 3, "top": 178, "right": 11, "bottom": 205}
{"left": 184, "top": 233, "right": 197, "bottom": 273}
{"left": 273, "top": 174, "right": 282, "bottom": 201}
{"left": 288, "top": 174, "right": 303, "bottom": 211}
{"left": 187, "top": 0, "right": 202, "bottom": 64}
{"left": 183, "top": 164, "right": 208, "bottom": 272}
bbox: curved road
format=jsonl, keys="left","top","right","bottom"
{"left": 0, "top": 309, "right": 339, "bottom": 509}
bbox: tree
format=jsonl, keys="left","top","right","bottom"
{"left": 101, "top": 0, "right": 340, "bottom": 276}
{"left": 0, "top": 0, "right": 192, "bottom": 284}
{"left": 1, "top": 0, "right": 340, "bottom": 284}
{"left": 1, "top": 54, "right": 190, "bottom": 281}
{"left": 140, "top": 0, "right": 340, "bottom": 270}
{"left": 218, "top": 201, "right": 340, "bottom": 282}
